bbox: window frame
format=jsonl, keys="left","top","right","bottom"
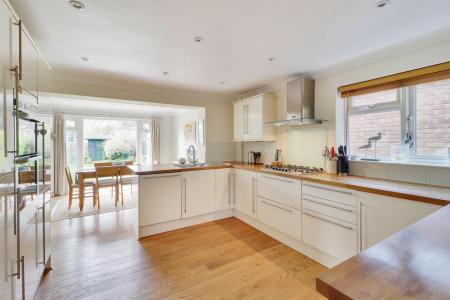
{"left": 346, "top": 83, "right": 449, "bottom": 162}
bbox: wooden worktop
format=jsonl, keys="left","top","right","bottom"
{"left": 316, "top": 204, "right": 450, "bottom": 300}
{"left": 128, "top": 162, "right": 450, "bottom": 206}
{"left": 229, "top": 162, "right": 450, "bottom": 206}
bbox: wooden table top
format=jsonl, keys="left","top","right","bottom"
{"left": 128, "top": 163, "right": 231, "bottom": 175}
{"left": 229, "top": 162, "right": 450, "bottom": 206}
{"left": 316, "top": 204, "right": 450, "bottom": 300}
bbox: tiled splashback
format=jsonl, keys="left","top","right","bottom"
{"left": 349, "top": 161, "right": 450, "bottom": 188}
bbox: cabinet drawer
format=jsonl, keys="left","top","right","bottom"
{"left": 302, "top": 209, "right": 357, "bottom": 261}
{"left": 302, "top": 182, "right": 356, "bottom": 207}
{"left": 257, "top": 197, "right": 301, "bottom": 240}
{"left": 302, "top": 195, "right": 357, "bottom": 224}
{"left": 257, "top": 173, "right": 301, "bottom": 209}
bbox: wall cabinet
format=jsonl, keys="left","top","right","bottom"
{"left": 358, "top": 192, "right": 440, "bottom": 251}
{"left": 182, "top": 170, "right": 216, "bottom": 218}
{"left": 215, "top": 168, "right": 232, "bottom": 211}
{"left": 139, "top": 174, "right": 182, "bottom": 226}
{"left": 234, "top": 169, "right": 256, "bottom": 218}
{"left": 233, "top": 94, "right": 276, "bottom": 141}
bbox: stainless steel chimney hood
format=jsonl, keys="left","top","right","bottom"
{"left": 269, "top": 76, "right": 324, "bottom": 127}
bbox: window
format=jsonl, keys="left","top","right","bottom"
{"left": 347, "top": 78, "right": 450, "bottom": 162}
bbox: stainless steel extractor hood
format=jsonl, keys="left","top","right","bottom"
{"left": 270, "top": 76, "right": 323, "bottom": 127}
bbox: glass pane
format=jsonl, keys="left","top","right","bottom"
{"left": 65, "top": 120, "right": 78, "bottom": 172}
{"left": 351, "top": 89, "right": 397, "bottom": 107}
{"left": 142, "top": 122, "right": 152, "bottom": 165}
{"left": 83, "top": 119, "right": 137, "bottom": 166}
{"left": 348, "top": 110, "right": 401, "bottom": 159}
{"left": 415, "top": 79, "right": 450, "bottom": 156}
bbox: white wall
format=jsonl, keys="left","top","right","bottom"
{"left": 159, "top": 116, "right": 175, "bottom": 163}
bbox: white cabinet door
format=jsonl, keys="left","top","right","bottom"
{"left": 246, "top": 96, "right": 263, "bottom": 140}
{"left": 257, "top": 197, "right": 301, "bottom": 240}
{"left": 302, "top": 210, "right": 357, "bottom": 261}
{"left": 358, "top": 192, "right": 440, "bottom": 251}
{"left": 235, "top": 170, "right": 256, "bottom": 218}
{"left": 139, "top": 174, "right": 182, "bottom": 226}
{"left": 215, "top": 169, "right": 232, "bottom": 211}
{"left": 233, "top": 102, "right": 245, "bottom": 140}
{"left": 183, "top": 170, "right": 216, "bottom": 218}
{"left": 257, "top": 173, "right": 302, "bottom": 209}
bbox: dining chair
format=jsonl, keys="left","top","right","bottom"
{"left": 64, "top": 166, "right": 97, "bottom": 210}
{"left": 119, "top": 161, "right": 136, "bottom": 205}
{"left": 94, "top": 166, "right": 120, "bottom": 209}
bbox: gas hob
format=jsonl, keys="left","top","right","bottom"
{"left": 264, "top": 164, "right": 324, "bottom": 175}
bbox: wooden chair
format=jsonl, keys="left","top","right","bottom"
{"left": 64, "top": 166, "right": 97, "bottom": 210}
{"left": 95, "top": 166, "right": 120, "bottom": 209}
{"left": 119, "top": 161, "right": 136, "bottom": 205}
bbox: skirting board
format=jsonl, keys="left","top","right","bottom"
{"left": 234, "top": 210, "right": 341, "bottom": 269}
{"left": 139, "top": 209, "right": 234, "bottom": 238}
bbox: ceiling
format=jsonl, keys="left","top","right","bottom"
{"left": 39, "top": 94, "right": 192, "bottom": 117}
{"left": 10, "top": 0, "right": 450, "bottom": 93}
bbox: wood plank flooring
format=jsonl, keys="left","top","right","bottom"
{"left": 36, "top": 209, "right": 327, "bottom": 299}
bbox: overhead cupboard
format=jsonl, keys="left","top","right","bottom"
{"left": 233, "top": 94, "right": 276, "bottom": 141}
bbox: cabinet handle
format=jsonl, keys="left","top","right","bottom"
{"left": 302, "top": 196, "right": 354, "bottom": 213}
{"left": 261, "top": 200, "right": 293, "bottom": 213}
{"left": 228, "top": 173, "right": 231, "bottom": 205}
{"left": 233, "top": 174, "right": 236, "bottom": 205}
{"left": 252, "top": 178, "right": 255, "bottom": 213}
{"left": 15, "top": 20, "right": 23, "bottom": 81}
{"left": 261, "top": 174, "right": 295, "bottom": 183}
{"left": 141, "top": 174, "right": 180, "bottom": 180}
{"left": 183, "top": 177, "right": 187, "bottom": 213}
{"left": 359, "top": 202, "right": 364, "bottom": 252}
{"left": 20, "top": 256, "right": 25, "bottom": 300}
{"left": 303, "top": 212, "right": 354, "bottom": 231}
{"left": 303, "top": 183, "right": 354, "bottom": 196}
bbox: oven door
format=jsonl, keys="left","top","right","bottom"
{"left": 15, "top": 87, "right": 39, "bottom": 158}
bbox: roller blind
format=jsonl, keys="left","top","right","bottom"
{"left": 339, "top": 61, "right": 450, "bottom": 98}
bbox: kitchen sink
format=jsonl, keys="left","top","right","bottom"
{"left": 173, "top": 162, "right": 224, "bottom": 168}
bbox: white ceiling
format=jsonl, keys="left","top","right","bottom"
{"left": 10, "top": 0, "right": 450, "bottom": 93}
{"left": 39, "top": 94, "right": 192, "bottom": 117}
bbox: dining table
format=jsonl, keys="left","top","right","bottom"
{"left": 75, "top": 165, "right": 133, "bottom": 211}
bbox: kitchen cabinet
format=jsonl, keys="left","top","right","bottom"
{"left": 256, "top": 173, "right": 302, "bottom": 209}
{"left": 139, "top": 174, "right": 182, "bottom": 226}
{"left": 358, "top": 192, "right": 440, "bottom": 251}
{"left": 235, "top": 170, "right": 256, "bottom": 218}
{"left": 257, "top": 197, "right": 302, "bottom": 240}
{"left": 215, "top": 168, "right": 232, "bottom": 211}
{"left": 301, "top": 182, "right": 358, "bottom": 261}
{"left": 233, "top": 94, "right": 276, "bottom": 141}
{"left": 183, "top": 170, "right": 216, "bottom": 218}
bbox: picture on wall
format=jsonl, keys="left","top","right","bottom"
{"left": 184, "top": 121, "right": 197, "bottom": 145}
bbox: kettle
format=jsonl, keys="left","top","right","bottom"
{"left": 248, "top": 151, "right": 261, "bottom": 164}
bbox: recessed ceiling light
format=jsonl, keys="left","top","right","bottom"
{"left": 80, "top": 56, "right": 90, "bottom": 62}
{"left": 163, "top": 72, "right": 169, "bottom": 76}
{"left": 194, "top": 36, "right": 204, "bottom": 43}
{"left": 376, "top": 0, "right": 389, "bottom": 8}
{"left": 220, "top": 81, "right": 226, "bottom": 85}
{"left": 268, "top": 57, "right": 276, "bottom": 61}
{"left": 69, "top": 0, "right": 85, "bottom": 10}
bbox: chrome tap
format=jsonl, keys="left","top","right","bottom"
{"left": 187, "top": 145, "right": 198, "bottom": 164}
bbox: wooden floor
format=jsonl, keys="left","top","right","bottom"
{"left": 36, "top": 209, "right": 327, "bottom": 300}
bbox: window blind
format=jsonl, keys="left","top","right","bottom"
{"left": 338, "top": 61, "right": 450, "bottom": 98}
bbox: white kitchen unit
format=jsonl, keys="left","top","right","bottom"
{"left": 234, "top": 169, "right": 257, "bottom": 218}
{"left": 138, "top": 173, "right": 182, "bottom": 226}
{"left": 182, "top": 170, "right": 216, "bottom": 218}
{"left": 301, "top": 182, "right": 358, "bottom": 262}
{"left": 257, "top": 173, "right": 302, "bottom": 209}
{"left": 215, "top": 168, "right": 232, "bottom": 211}
{"left": 233, "top": 94, "right": 276, "bottom": 141}
{"left": 358, "top": 192, "right": 440, "bottom": 251}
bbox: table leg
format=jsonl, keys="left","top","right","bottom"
{"left": 115, "top": 182, "right": 119, "bottom": 207}
{"left": 79, "top": 174, "right": 85, "bottom": 211}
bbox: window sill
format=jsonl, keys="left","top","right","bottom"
{"left": 349, "top": 159, "right": 450, "bottom": 169}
